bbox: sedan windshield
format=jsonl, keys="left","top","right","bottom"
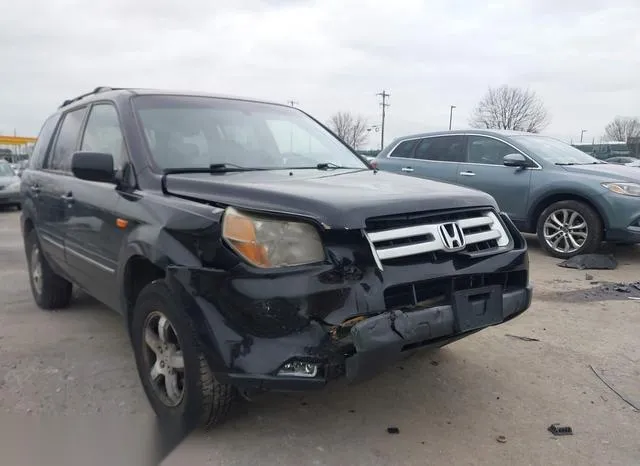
{"left": 511, "top": 135, "right": 602, "bottom": 165}
{"left": 132, "top": 95, "right": 368, "bottom": 171}
{"left": 0, "top": 163, "right": 15, "bottom": 177}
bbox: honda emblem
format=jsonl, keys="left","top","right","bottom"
{"left": 438, "top": 222, "right": 466, "bottom": 251}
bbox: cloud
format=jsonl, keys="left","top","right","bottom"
{"left": 0, "top": 0, "right": 638, "bottom": 146}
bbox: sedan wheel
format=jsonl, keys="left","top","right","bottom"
{"left": 536, "top": 200, "right": 603, "bottom": 259}
{"left": 542, "top": 208, "right": 588, "bottom": 255}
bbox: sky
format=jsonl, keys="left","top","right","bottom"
{"left": 1, "top": 0, "right": 638, "bottom": 149}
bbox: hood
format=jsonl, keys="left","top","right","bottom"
{"left": 561, "top": 163, "right": 640, "bottom": 182}
{"left": 0, "top": 175, "right": 19, "bottom": 186}
{"left": 164, "top": 169, "right": 498, "bottom": 229}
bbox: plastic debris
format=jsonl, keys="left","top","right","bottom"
{"left": 557, "top": 254, "right": 617, "bottom": 270}
{"left": 505, "top": 334, "right": 540, "bottom": 342}
{"left": 496, "top": 435, "right": 507, "bottom": 443}
{"left": 387, "top": 427, "right": 400, "bottom": 434}
{"left": 548, "top": 424, "right": 573, "bottom": 436}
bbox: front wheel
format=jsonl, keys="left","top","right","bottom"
{"left": 131, "top": 280, "right": 235, "bottom": 430}
{"left": 536, "top": 200, "right": 603, "bottom": 259}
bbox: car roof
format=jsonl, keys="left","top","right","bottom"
{"left": 58, "top": 86, "right": 285, "bottom": 111}
{"left": 390, "top": 129, "right": 537, "bottom": 142}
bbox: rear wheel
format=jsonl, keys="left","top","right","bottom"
{"left": 536, "top": 200, "right": 603, "bottom": 259}
{"left": 25, "top": 230, "right": 73, "bottom": 310}
{"left": 131, "top": 280, "right": 235, "bottom": 431}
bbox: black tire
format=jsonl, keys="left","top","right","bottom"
{"left": 25, "top": 229, "right": 73, "bottom": 310}
{"left": 131, "top": 280, "right": 235, "bottom": 431}
{"left": 536, "top": 200, "right": 603, "bottom": 259}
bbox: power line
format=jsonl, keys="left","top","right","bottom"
{"left": 376, "top": 90, "right": 390, "bottom": 150}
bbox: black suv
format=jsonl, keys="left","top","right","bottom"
{"left": 20, "top": 87, "right": 532, "bottom": 428}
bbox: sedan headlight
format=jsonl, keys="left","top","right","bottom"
{"left": 602, "top": 182, "right": 640, "bottom": 197}
{"left": 222, "top": 207, "right": 325, "bottom": 268}
{"left": 6, "top": 182, "right": 20, "bottom": 192}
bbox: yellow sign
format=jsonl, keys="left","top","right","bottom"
{"left": 0, "top": 136, "right": 37, "bottom": 145}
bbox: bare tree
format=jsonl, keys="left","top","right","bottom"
{"left": 328, "top": 112, "right": 369, "bottom": 150}
{"left": 469, "top": 85, "right": 550, "bottom": 133}
{"left": 604, "top": 117, "right": 640, "bottom": 142}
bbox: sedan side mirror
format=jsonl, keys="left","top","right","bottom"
{"left": 71, "top": 152, "right": 115, "bottom": 183}
{"left": 503, "top": 153, "right": 531, "bottom": 168}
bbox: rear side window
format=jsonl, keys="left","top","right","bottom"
{"left": 29, "top": 114, "right": 60, "bottom": 169}
{"left": 388, "top": 139, "right": 419, "bottom": 158}
{"left": 414, "top": 136, "right": 466, "bottom": 162}
{"left": 47, "top": 107, "right": 87, "bottom": 172}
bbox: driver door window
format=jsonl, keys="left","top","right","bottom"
{"left": 467, "top": 136, "right": 516, "bottom": 165}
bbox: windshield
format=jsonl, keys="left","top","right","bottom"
{"left": 132, "top": 95, "right": 368, "bottom": 171}
{"left": 0, "top": 163, "right": 15, "bottom": 177}
{"left": 511, "top": 135, "right": 601, "bottom": 165}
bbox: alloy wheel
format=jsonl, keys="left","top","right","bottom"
{"left": 542, "top": 208, "right": 588, "bottom": 254}
{"left": 143, "top": 311, "right": 186, "bottom": 407}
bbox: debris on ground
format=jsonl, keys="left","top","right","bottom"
{"left": 496, "top": 435, "right": 507, "bottom": 443}
{"left": 505, "top": 334, "right": 540, "bottom": 342}
{"left": 430, "top": 361, "right": 439, "bottom": 366}
{"left": 614, "top": 284, "right": 631, "bottom": 293}
{"left": 557, "top": 254, "right": 618, "bottom": 270}
{"left": 387, "top": 427, "right": 400, "bottom": 434}
{"left": 589, "top": 365, "right": 640, "bottom": 411}
{"left": 631, "top": 282, "right": 640, "bottom": 291}
{"left": 585, "top": 273, "right": 594, "bottom": 281}
{"left": 548, "top": 424, "right": 573, "bottom": 436}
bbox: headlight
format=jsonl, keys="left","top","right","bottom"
{"left": 222, "top": 207, "right": 325, "bottom": 268}
{"left": 602, "top": 182, "right": 640, "bottom": 197}
{"left": 6, "top": 182, "right": 20, "bottom": 192}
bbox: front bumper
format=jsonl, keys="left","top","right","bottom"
{"left": 0, "top": 190, "right": 20, "bottom": 205}
{"left": 166, "top": 216, "right": 532, "bottom": 392}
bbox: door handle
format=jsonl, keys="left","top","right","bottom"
{"left": 401, "top": 167, "right": 414, "bottom": 173}
{"left": 459, "top": 171, "right": 476, "bottom": 176}
{"left": 61, "top": 192, "right": 74, "bottom": 204}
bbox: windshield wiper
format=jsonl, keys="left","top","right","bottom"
{"left": 160, "top": 164, "right": 269, "bottom": 194}
{"left": 555, "top": 162, "right": 578, "bottom": 166}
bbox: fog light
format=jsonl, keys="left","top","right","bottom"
{"left": 277, "top": 361, "right": 319, "bottom": 378}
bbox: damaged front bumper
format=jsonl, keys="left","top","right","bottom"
{"left": 166, "top": 241, "right": 533, "bottom": 393}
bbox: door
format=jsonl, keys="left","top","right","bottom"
{"left": 36, "top": 107, "right": 88, "bottom": 272}
{"left": 377, "top": 135, "right": 465, "bottom": 184}
{"left": 64, "top": 103, "right": 130, "bottom": 309}
{"left": 456, "top": 135, "right": 533, "bottom": 222}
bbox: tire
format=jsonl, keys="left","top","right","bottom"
{"left": 536, "top": 200, "right": 603, "bottom": 259}
{"left": 25, "top": 229, "right": 73, "bottom": 310}
{"left": 131, "top": 280, "right": 235, "bottom": 431}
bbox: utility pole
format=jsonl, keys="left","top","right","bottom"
{"left": 287, "top": 100, "right": 298, "bottom": 152}
{"left": 448, "top": 105, "right": 456, "bottom": 130}
{"left": 377, "top": 90, "right": 390, "bottom": 150}
{"left": 287, "top": 100, "right": 298, "bottom": 107}
{"left": 580, "top": 129, "right": 587, "bottom": 143}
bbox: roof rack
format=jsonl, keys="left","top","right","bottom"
{"left": 59, "top": 86, "right": 120, "bottom": 109}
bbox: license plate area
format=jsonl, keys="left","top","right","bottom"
{"left": 452, "top": 284, "right": 503, "bottom": 332}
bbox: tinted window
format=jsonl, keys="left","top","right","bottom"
{"left": 389, "top": 139, "right": 418, "bottom": 158}
{"left": 414, "top": 136, "right": 465, "bottom": 162}
{"left": 29, "top": 114, "right": 60, "bottom": 169}
{"left": 81, "top": 104, "right": 127, "bottom": 169}
{"left": 48, "top": 108, "right": 87, "bottom": 171}
{"left": 133, "top": 95, "right": 366, "bottom": 170}
{"left": 467, "top": 136, "right": 517, "bottom": 165}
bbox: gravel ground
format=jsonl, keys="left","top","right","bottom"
{"left": 0, "top": 208, "right": 638, "bottom": 465}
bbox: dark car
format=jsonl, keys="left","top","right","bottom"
{"left": 374, "top": 130, "right": 640, "bottom": 258}
{"left": 0, "top": 160, "right": 22, "bottom": 209}
{"left": 20, "top": 87, "right": 532, "bottom": 428}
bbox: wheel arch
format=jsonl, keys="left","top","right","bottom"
{"left": 528, "top": 192, "right": 608, "bottom": 233}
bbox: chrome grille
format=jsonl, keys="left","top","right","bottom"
{"left": 364, "top": 209, "right": 511, "bottom": 265}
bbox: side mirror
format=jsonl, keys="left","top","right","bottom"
{"left": 71, "top": 152, "right": 115, "bottom": 183}
{"left": 503, "top": 153, "right": 531, "bottom": 168}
